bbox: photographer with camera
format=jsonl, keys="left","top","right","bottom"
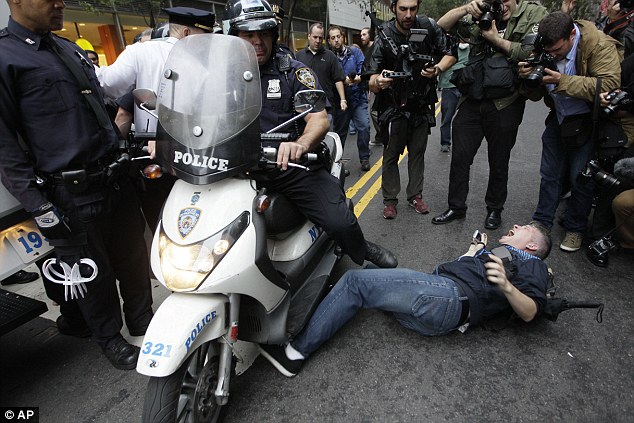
{"left": 585, "top": 156, "right": 634, "bottom": 266}
{"left": 602, "top": 0, "right": 634, "bottom": 59}
{"left": 433, "top": 0, "right": 548, "bottom": 230}
{"left": 586, "top": 54, "right": 634, "bottom": 266}
{"left": 519, "top": 11, "right": 626, "bottom": 253}
{"left": 366, "top": 0, "right": 455, "bottom": 220}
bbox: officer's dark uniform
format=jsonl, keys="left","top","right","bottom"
{"left": 0, "top": 18, "right": 153, "bottom": 347}
{"left": 256, "top": 52, "right": 367, "bottom": 264}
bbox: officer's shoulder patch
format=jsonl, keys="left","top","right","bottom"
{"left": 295, "top": 67, "right": 316, "bottom": 89}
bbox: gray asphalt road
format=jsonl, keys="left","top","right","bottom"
{"left": 2, "top": 100, "right": 633, "bottom": 423}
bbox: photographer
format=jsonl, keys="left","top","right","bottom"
{"left": 585, "top": 156, "right": 634, "bottom": 266}
{"left": 602, "top": 0, "right": 634, "bottom": 59}
{"left": 519, "top": 11, "right": 625, "bottom": 252}
{"left": 586, "top": 54, "right": 634, "bottom": 266}
{"left": 433, "top": 0, "right": 548, "bottom": 230}
{"left": 366, "top": 0, "right": 455, "bottom": 220}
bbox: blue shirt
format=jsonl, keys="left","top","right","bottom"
{"left": 333, "top": 45, "right": 367, "bottom": 108}
{"left": 548, "top": 24, "right": 591, "bottom": 123}
{"left": 0, "top": 18, "right": 118, "bottom": 211}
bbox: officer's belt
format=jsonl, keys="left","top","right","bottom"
{"left": 46, "top": 153, "right": 118, "bottom": 187}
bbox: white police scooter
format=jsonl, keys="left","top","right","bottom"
{"left": 134, "top": 35, "right": 346, "bottom": 422}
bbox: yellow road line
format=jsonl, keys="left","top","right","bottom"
{"left": 347, "top": 98, "right": 442, "bottom": 218}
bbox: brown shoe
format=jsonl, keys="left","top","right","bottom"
{"left": 408, "top": 194, "right": 429, "bottom": 214}
{"left": 383, "top": 204, "right": 397, "bottom": 219}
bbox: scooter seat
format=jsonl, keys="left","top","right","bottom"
{"left": 264, "top": 193, "right": 306, "bottom": 238}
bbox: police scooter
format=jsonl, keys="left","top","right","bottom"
{"left": 135, "top": 35, "right": 346, "bottom": 422}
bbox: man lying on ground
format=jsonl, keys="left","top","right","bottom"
{"left": 260, "top": 223, "right": 552, "bottom": 377}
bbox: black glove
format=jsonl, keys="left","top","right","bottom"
{"left": 32, "top": 202, "right": 72, "bottom": 240}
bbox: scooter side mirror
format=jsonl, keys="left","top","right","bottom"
{"left": 294, "top": 90, "right": 326, "bottom": 113}
{"left": 133, "top": 88, "right": 158, "bottom": 110}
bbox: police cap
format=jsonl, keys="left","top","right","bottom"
{"left": 163, "top": 7, "right": 216, "bottom": 33}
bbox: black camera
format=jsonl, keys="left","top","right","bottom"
{"left": 588, "top": 235, "right": 618, "bottom": 259}
{"left": 577, "top": 159, "right": 622, "bottom": 189}
{"left": 521, "top": 33, "right": 558, "bottom": 88}
{"left": 478, "top": 0, "right": 504, "bottom": 30}
{"left": 603, "top": 89, "right": 633, "bottom": 116}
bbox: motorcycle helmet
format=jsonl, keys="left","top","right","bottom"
{"left": 223, "top": 0, "right": 278, "bottom": 40}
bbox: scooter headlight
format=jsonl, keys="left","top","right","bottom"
{"left": 159, "top": 211, "right": 250, "bottom": 291}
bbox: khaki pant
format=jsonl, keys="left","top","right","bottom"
{"left": 613, "top": 189, "right": 634, "bottom": 248}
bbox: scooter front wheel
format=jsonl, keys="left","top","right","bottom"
{"left": 142, "top": 341, "right": 229, "bottom": 423}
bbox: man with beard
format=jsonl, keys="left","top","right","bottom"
{"left": 366, "top": 0, "right": 455, "bottom": 219}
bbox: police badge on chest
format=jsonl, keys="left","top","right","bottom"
{"left": 267, "top": 79, "right": 281, "bottom": 99}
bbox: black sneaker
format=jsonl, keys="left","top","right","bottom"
{"left": 365, "top": 241, "right": 398, "bottom": 268}
{"left": 258, "top": 344, "right": 303, "bottom": 377}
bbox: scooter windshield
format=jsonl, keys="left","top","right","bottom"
{"left": 156, "top": 35, "right": 262, "bottom": 184}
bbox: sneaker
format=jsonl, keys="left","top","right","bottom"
{"left": 369, "top": 139, "right": 382, "bottom": 146}
{"left": 259, "top": 344, "right": 302, "bottom": 377}
{"left": 361, "top": 160, "right": 371, "bottom": 171}
{"left": 408, "top": 194, "right": 429, "bottom": 214}
{"left": 441, "top": 145, "right": 450, "bottom": 153}
{"left": 383, "top": 204, "right": 397, "bottom": 219}
{"left": 349, "top": 130, "right": 357, "bottom": 135}
{"left": 560, "top": 231, "right": 583, "bottom": 252}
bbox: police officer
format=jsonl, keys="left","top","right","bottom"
{"left": 223, "top": 0, "right": 397, "bottom": 269}
{"left": 99, "top": 7, "right": 215, "bottom": 140}
{"left": 0, "top": 0, "right": 152, "bottom": 369}
{"left": 98, "top": 7, "right": 215, "bottom": 231}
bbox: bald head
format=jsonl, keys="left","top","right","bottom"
{"left": 8, "top": 0, "right": 65, "bottom": 35}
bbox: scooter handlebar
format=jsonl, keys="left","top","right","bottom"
{"left": 261, "top": 133, "right": 293, "bottom": 142}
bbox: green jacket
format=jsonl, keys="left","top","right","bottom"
{"left": 552, "top": 20, "right": 622, "bottom": 101}
{"left": 460, "top": 0, "right": 548, "bottom": 109}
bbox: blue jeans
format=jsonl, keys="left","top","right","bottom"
{"left": 333, "top": 101, "right": 371, "bottom": 161}
{"left": 532, "top": 115, "right": 595, "bottom": 232}
{"left": 440, "top": 87, "right": 461, "bottom": 146}
{"left": 291, "top": 268, "right": 465, "bottom": 357}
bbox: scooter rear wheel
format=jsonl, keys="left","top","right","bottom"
{"left": 142, "top": 341, "right": 227, "bottom": 423}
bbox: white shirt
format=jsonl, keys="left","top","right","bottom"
{"left": 98, "top": 37, "right": 178, "bottom": 136}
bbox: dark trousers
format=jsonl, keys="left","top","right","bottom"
{"left": 42, "top": 177, "right": 153, "bottom": 347}
{"left": 260, "top": 167, "right": 367, "bottom": 265}
{"left": 382, "top": 117, "right": 429, "bottom": 205}
{"left": 440, "top": 87, "right": 461, "bottom": 147}
{"left": 532, "top": 115, "right": 595, "bottom": 232}
{"left": 448, "top": 97, "right": 526, "bottom": 211}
